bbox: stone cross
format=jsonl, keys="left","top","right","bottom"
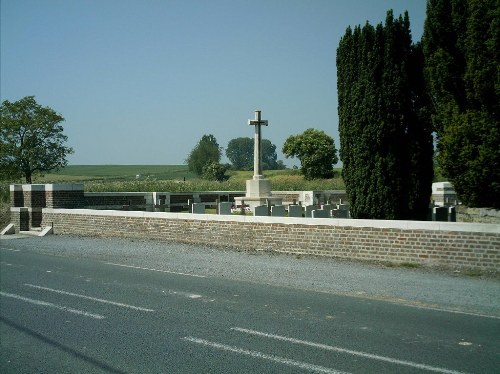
{"left": 248, "top": 110, "right": 268, "bottom": 180}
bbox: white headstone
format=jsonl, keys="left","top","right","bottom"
{"left": 271, "top": 205, "right": 286, "bottom": 217}
{"left": 218, "top": 202, "right": 232, "bottom": 215}
{"left": 254, "top": 205, "right": 269, "bottom": 216}
{"left": 191, "top": 203, "right": 205, "bottom": 214}
{"left": 288, "top": 205, "right": 303, "bottom": 218}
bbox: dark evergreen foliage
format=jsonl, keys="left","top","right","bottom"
{"left": 337, "top": 11, "right": 434, "bottom": 220}
{"left": 423, "top": 0, "right": 499, "bottom": 208}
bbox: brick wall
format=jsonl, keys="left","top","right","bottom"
{"left": 9, "top": 184, "right": 84, "bottom": 229}
{"left": 41, "top": 209, "right": 500, "bottom": 273}
{"left": 11, "top": 208, "right": 29, "bottom": 232}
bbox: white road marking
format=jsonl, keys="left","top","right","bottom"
{"left": 232, "top": 327, "right": 468, "bottom": 374}
{"left": 1, "top": 248, "right": 21, "bottom": 252}
{"left": 0, "top": 291, "right": 104, "bottom": 319}
{"left": 164, "top": 290, "right": 203, "bottom": 299}
{"left": 182, "top": 336, "right": 349, "bottom": 374}
{"left": 392, "top": 301, "right": 500, "bottom": 320}
{"left": 24, "top": 284, "right": 154, "bottom": 312}
{"left": 104, "top": 262, "right": 206, "bottom": 278}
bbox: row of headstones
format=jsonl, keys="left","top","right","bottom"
{"left": 432, "top": 206, "right": 457, "bottom": 222}
{"left": 191, "top": 202, "right": 233, "bottom": 215}
{"left": 190, "top": 202, "right": 455, "bottom": 221}
{"left": 190, "top": 201, "right": 350, "bottom": 218}
{"left": 255, "top": 203, "right": 350, "bottom": 218}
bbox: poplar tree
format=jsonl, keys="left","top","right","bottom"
{"left": 423, "top": 0, "right": 499, "bottom": 208}
{"left": 337, "top": 11, "right": 433, "bottom": 220}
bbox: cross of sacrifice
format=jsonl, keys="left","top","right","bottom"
{"left": 248, "top": 110, "right": 268, "bottom": 180}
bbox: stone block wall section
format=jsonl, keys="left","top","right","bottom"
{"left": 41, "top": 209, "right": 500, "bottom": 273}
{"left": 10, "top": 184, "right": 84, "bottom": 209}
{"left": 10, "top": 184, "right": 84, "bottom": 231}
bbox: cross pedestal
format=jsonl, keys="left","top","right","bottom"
{"left": 234, "top": 110, "right": 282, "bottom": 212}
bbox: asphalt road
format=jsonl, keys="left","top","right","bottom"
{"left": 1, "top": 236, "right": 499, "bottom": 373}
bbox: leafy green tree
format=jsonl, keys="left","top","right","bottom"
{"left": 282, "top": 128, "right": 338, "bottom": 180}
{"left": 226, "top": 137, "right": 253, "bottom": 170}
{"left": 337, "top": 11, "right": 434, "bottom": 220}
{"left": 423, "top": 0, "right": 499, "bottom": 208}
{"left": 226, "top": 137, "right": 284, "bottom": 170}
{"left": 261, "top": 139, "right": 285, "bottom": 170}
{"left": 186, "top": 134, "right": 221, "bottom": 176}
{"left": 202, "top": 161, "right": 228, "bottom": 182}
{"left": 0, "top": 96, "right": 74, "bottom": 184}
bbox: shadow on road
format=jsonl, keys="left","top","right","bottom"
{"left": 0, "top": 316, "right": 126, "bottom": 374}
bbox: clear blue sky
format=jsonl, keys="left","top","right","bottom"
{"left": 1, "top": 0, "right": 427, "bottom": 166}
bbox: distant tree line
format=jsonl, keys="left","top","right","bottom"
{"left": 186, "top": 130, "right": 338, "bottom": 182}
{"left": 226, "top": 137, "right": 286, "bottom": 171}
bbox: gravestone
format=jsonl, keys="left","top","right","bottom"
{"left": 312, "top": 209, "right": 329, "bottom": 218}
{"left": 448, "top": 206, "right": 456, "bottom": 222}
{"left": 335, "top": 203, "right": 350, "bottom": 218}
{"left": 254, "top": 205, "right": 269, "bottom": 216}
{"left": 322, "top": 204, "right": 334, "bottom": 215}
{"left": 271, "top": 205, "right": 286, "bottom": 217}
{"left": 433, "top": 207, "right": 448, "bottom": 221}
{"left": 332, "top": 209, "right": 349, "bottom": 218}
{"left": 304, "top": 205, "right": 315, "bottom": 218}
{"left": 218, "top": 202, "right": 232, "bottom": 215}
{"left": 288, "top": 205, "right": 303, "bottom": 217}
{"left": 191, "top": 203, "right": 205, "bottom": 214}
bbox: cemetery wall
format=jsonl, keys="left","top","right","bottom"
{"left": 40, "top": 208, "right": 499, "bottom": 273}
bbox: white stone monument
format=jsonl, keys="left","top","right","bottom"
{"left": 235, "top": 110, "right": 282, "bottom": 211}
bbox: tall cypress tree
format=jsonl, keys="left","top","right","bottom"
{"left": 423, "top": 0, "right": 500, "bottom": 208}
{"left": 337, "top": 11, "right": 434, "bottom": 220}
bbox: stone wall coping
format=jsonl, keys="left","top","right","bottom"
{"left": 10, "top": 207, "right": 29, "bottom": 212}
{"left": 42, "top": 208, "right": 500, "bottom": 234}
{"left": 10, "top": 184, "right": 84, "bottom": 192}
{"left": 85, "top": 191, "right": 246, "bottom": 197}
{"left": 21, "top": 184, "right": 45, "bottom": 191}
{"left": 85, "top": 192, "right": 153, "bottom": 197}
{"left": 45, "top": 183, "right": 84, "bottom": 191}
{"left": 83, "top": 190, "right": 345, "bottom": 196}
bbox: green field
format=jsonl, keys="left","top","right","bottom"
{"left": 45, "top": 165, "right": 197, "bottom": 181}
{"left": 24, "top": 165, "right": 345, "bottom": 193}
